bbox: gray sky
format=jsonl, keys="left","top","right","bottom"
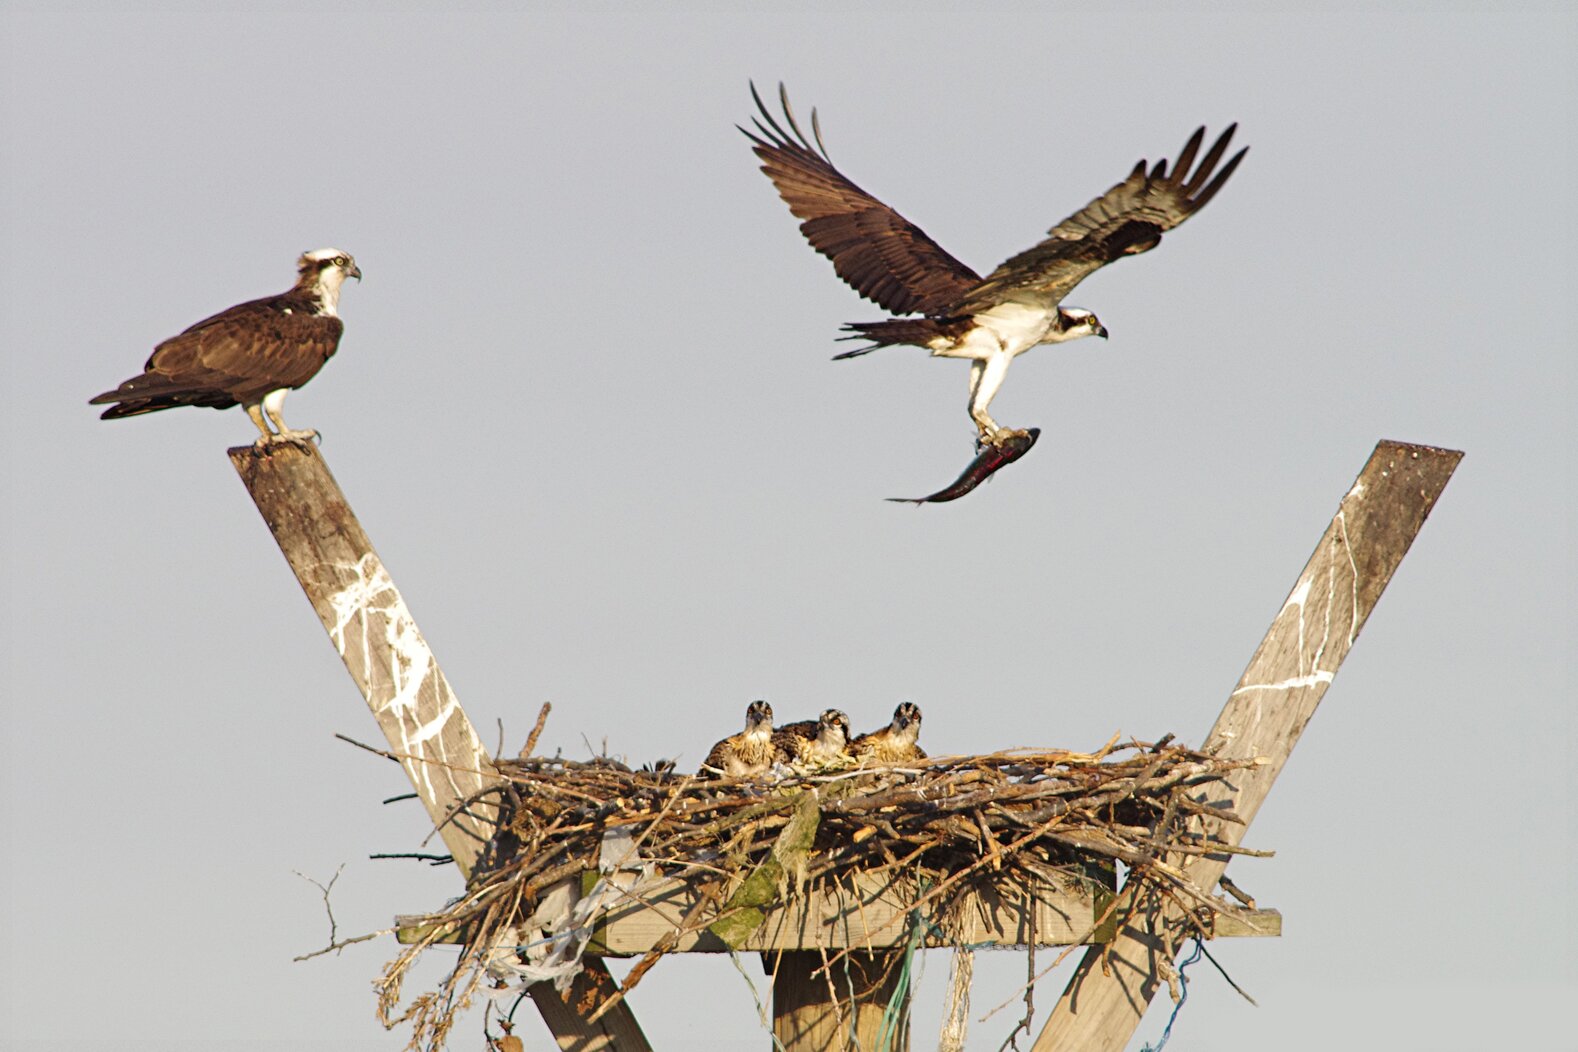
{"left": 3, "top": 5, "right": 1573, "bottom": 1050}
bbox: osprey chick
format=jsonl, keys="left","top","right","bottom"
{"left": 774, "top": 709, "right": 853, "bottom": 770}
{"left": 852, "top": 702, "right": 927, "bottom": 765}
{"left": 743, "top": 83, "right": 1246, "bottom": 447}
{"left": 700, "top": 700, "right": 782, "bottom": 779}
{"left": 91, "top": 248, "right": 361, "bottom": 447}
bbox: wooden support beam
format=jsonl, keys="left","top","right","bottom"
{"left": 1031, "top": 440, "right": 1462, "bottom": 1052}
{"left": 228, "top": 441, "right": 497, "bottom": 869}
{"left": 228, "top": 441, "right": 652, "bottom": 1052}
{"left": 775, "top": 951, "right": 909, "bottom": 1052}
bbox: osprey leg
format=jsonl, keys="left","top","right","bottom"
{"left": 244, "top": 403, "right": 275, "bottom": 442}
{"left": 261, "top": 387, "right": 318, "bottom": 445}
{"left": 967, "top": 351, "right": 1013, "bottom": 443}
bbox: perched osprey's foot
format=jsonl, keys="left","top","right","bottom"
{"left": 253, "top": 428, "right": 320, "bottom": 449}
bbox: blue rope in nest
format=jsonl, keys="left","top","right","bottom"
{"left": 1140, "top": 936, "right": 1205, "bottom": 1052}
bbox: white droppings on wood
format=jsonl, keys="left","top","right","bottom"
{"left": 1229, "top": 671, "right": 1335, "bottom": 697}
{"left": 1336, "top": 508, "right": 1360, "bottom": 649}
{"left": 325, "top": 551, "right": 475, "bottom": 805}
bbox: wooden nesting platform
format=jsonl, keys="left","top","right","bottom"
{"left": 394, "top": 742, "right": 1284, "bottom": 960}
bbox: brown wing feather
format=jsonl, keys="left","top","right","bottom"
{"left": 700, "top": 738, "right": 734, "bottom": 775}
{"left": 773, "top": 719, "right": 819, "bottom": 740}
{"left": 742, "top": 82, "right": 980, "bottom": 317}
{"left": 952, "top": 125, "right": 1247, "bottom": 315}
{"left": 91, "top": 292, "right": 342, "bottom": 417}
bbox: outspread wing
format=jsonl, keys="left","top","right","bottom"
{"left": 91, "top": 294, "right": 342, "bottom": 417}
{"left": 952, "top": 125, "right": 1247, "bottom": 315}
{"left": 742, "top": 82, "right": 981, "bottom": 317}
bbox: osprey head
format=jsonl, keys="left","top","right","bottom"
{"left": 1059, "top": 307, "right": 1108, "bottom": 340}
{"left": 745, "top": 700, "right": 774, "bottom": 734}
{"left": 892, "top": 702, "right": 922, "bottom": 736}
{"left": 296, "top": 248, "right": 360, "bottom": 316}
{"left": 817, "top": 709, "right": 851, "bottom": 747}
{"left": 298, "top": 247, "right": 361, "bottom": 282}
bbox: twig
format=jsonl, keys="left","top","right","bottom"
{"left": 588, "top": 878, "right": 724, "bottom": 1023}
{"left": 1218, "top": 873, "right": 1257, "bottom": 908}
{"left": 996, "top": 892, "right": 1038, "bottom": 1050}
{"left": 296, "top": 864, "right": 344, "bottom": 946}
{"left": 334, "top": 732, "right": 401, "bottom": 762}
{"left": 521, "top": 702, "right": 552, "bottom": 758}
{"left": 292, "top": 864, "right": 391, "bottom": 961}
{"left": 295, "top": 927, "right": 391, "bottom": 962}
{"left": 979, "top": 879, "right": 1131, "bottom": 1023}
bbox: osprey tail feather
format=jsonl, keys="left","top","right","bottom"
{"left": 834, "top": 317, "right": 960, "bottom": 359}
{"left": 90, "top": 376, "right": 238, "bottom": 418}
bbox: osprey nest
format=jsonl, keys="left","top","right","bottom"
{"left": 376, "top": 735, "right": 1268, "bottom": 1051}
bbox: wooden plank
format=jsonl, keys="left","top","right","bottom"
{"left": 228, "top": 441, "right": 652, "bottom": 1052}
{"left": 1031, "top": 440, "right": 1462, "bottom": 1052}
{"left": 1209, "top": 908, "right": 1280, "bottom": 938}
{"left": 583, "top": 871, "right": 1277, "bottom": 953}
{"left": 592, "top": 869, "right": 1102, "bottom": 953}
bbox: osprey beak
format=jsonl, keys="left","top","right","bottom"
{"left": 1096, "top": 325, "right": 1109, "bottom": 339}
{"left": 348, "top": 262, "right": 363, "bottom": 282}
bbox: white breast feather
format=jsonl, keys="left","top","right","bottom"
{"left": 975, "top": 300, "right": 1059, "bottom": 355}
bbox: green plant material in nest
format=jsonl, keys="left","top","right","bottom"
{"left": 709, "top": 790, "right": 821, "bottom": 947}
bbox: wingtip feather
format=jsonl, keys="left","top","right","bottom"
{"left": 1191, "top": 145, "right": 1248, "bottom": 211}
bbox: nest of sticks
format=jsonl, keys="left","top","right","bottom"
{"left": 376, "top": 733, "right": 1267, "bottom": 1050}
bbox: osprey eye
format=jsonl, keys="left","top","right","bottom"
{"left": 333, "top": 256, "right": 347, "bottom": 267}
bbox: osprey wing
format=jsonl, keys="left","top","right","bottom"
{"left": 743, "top": 82, "right": 981, "bottom": 317}
{"left": 954, "top": 125, "right": 1246, "bottom": 315}
{"left": 773, "top": 719, "right": 820, "bottom": 740}
{"left": 700, "top": 737, "right": 734, "bottom": 776}
{"left": 92, "top": 294, "right": 343, "bottom": 417}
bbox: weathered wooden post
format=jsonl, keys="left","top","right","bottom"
{"left": 1031, "top": 439, "right": 1462, "bottom": 1051}
{"left": 229, "top": 440, "right": 652, "bottom": 1052}
{"left": 774, "top": 951, "right": 908, "bottom": 1050}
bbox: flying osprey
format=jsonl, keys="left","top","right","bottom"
{"left": 700, "top": 700, "right": 782, "bottom": 779}
{"left": 90, "top": 248, "right": 361, "bottom": 446}
{"left": 742, "top": 84, "right": 1246, "bottom": 447}
{"left": 852, "top": 702, "right": 927, "bottom": 765}
{"left": 774, "top": 709, "right": 853, "bottom": 770}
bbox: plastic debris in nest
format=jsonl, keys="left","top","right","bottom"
{"left": 481, "top": 826, "right": 651, "bottom": 995}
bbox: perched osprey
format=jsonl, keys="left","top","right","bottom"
{"left": 852, "top": 702, "right": 927, "bottom": 765}
{"left": 742, "top": 84, "right": 1246, "bottom": 447}
{"left": 700, "top": 700, "right": 782, "bottom": 779}
{"left": 90, "top": 248, "right": 361, "bottom": 447}
{"left": 774, "top": 709, "right": 853, "bottom": 769}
